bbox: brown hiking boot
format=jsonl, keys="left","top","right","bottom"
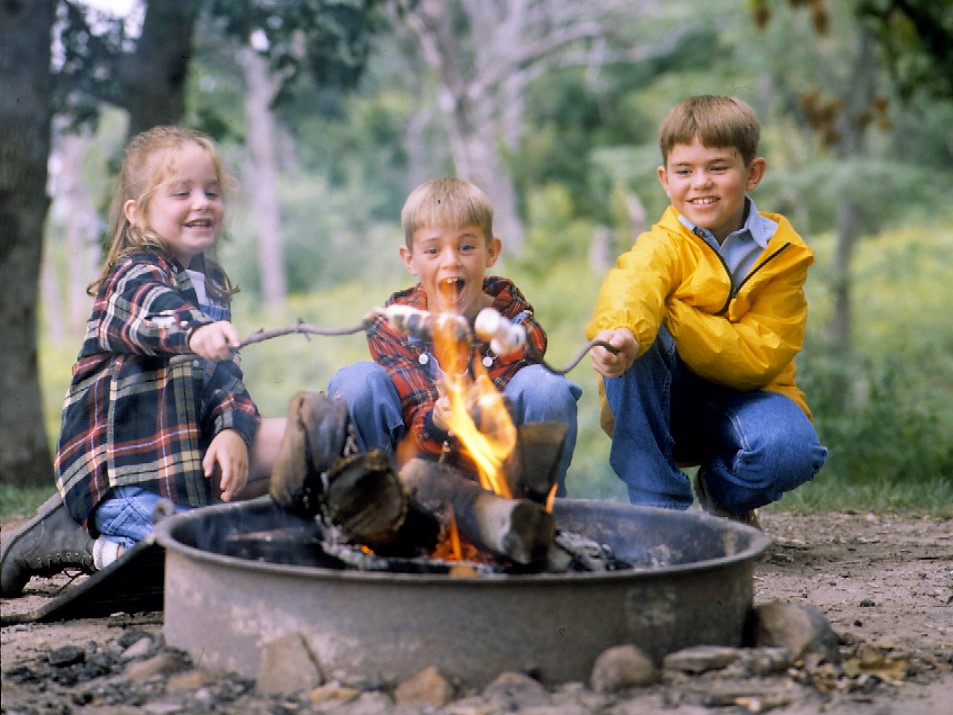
{"left": 270, "top": 391, "right": 355, "bottom": 517}
{"left": 1, "top": 493, "right": 95, "bottom": 597}
{"left": 693, "top": 472, "right": 762, "bottom": 530}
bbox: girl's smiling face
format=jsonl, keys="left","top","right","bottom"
{"left": 399, "top": 224, "right": 502, "bottom": 321}
{"left": 657, "top": 135, "right": 765, "bottom": 243}
{"left": 125, "top": 142, "right": 225, "bottom": 266}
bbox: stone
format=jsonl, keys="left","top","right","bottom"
{"left": 255, "top": 632, "right": 323, "bottom": 695}
{"left": 165, "top": 669, "right": 218, "bottom": 692}
{"left": 662, "top": 645, "right": 741, "bottom": 674}
{"left": 310, "top": 682, "right": 361, "bottom": 705}
{"left": 590, "top": 644, "right": 659, "bottom": 692}
{"left": 747, "top": 601, "right": 840, "bottom": 664}
{"left": 121, "top": 636, "right": 155, "bottom": 661}
{"left": 125, "top": 651, "right": 190, "bottom": 680}
{"left": 393, "top": 665, "right": 455, "bottom": 708}
{"left": 483, "top": 671, "right": 550, "bottom": 707}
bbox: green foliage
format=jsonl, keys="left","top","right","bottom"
{"left": 793, "top": 221, "right": 953, "bottom": 514}
{"left": 36, "top": 0, "right": 953, "bottom": 514}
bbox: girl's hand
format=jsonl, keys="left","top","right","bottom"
{"left": 203, "top": 428, "right": 249, "bottom": 502}
{"left": 591, "top": 328, "right": 638, "bottom": 378}
{"left": 189, "top": 321, "right": 241, "bottom": 361}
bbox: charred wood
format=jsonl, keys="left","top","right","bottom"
{"left": 502, "top": 421, "right": 567, "bottom": 504}
{"left": 399, "top": 458, "right": 555, "bottom": 566}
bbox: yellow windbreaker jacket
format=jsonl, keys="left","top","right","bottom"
{"left": 586, "top": 205, "right": 815, "bottom": 424}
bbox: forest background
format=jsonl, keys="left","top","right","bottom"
{"left": 3, "top": 0, "right": 952, "bottom": 514}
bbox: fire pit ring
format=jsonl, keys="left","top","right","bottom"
{"left": 154, "top": 496, "right": 769, "bottom": 688}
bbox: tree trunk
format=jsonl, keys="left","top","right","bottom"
{"left": 0, "top": 0, "right": 56, "bottom": 487}
{"left": 241, "top": 48, "right": 287, "bottom": 312}
{"left": 830, "top": 28, "right": 878, "bottom": 358}
{"left": 118, "top": 0, "right": 199, "bottom": 137}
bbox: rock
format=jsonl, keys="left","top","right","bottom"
{"left": 590, "top": 644, "right": 659, "bottom": 692}
{"left": 740, "top": 647, "right": 793, "bottom": 676}
{"left": 747, "top": 601, "right": 840, "bottom": 664}
{"left": 125, "top": 651, "right": 190, "bottom": 680}
{"left": 165, "top": 668, "right": 218, "bottom": 692}
{"left": 310, "top": 681, "right": 361, "bottom": 707}
{"left": 121, "top": 636, "right": 155, "bottom": 661}
{"left": 255, "top": 632, "right": 323, "bottom": 695}
{"left": 48, "top": 645, "right": 85, "bottom": 667}
{"left": 393, "top": 665, "right": 454, "bottom": 708}
{"left": 483, "top": 671, "right": 549, "bottom": 707}
{"left": 662, "top": 645, "right": 741, "bottom": 674}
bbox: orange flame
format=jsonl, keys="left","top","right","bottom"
{"left": 433, "top": 313, "right": 516, "bottom": 499}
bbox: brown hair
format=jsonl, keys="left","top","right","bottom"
{"left": 89, "top": 125, "right": 237, "bottom": 303}
{"left": 400, "top": 177, "right": 494, "bottom": 248}
{"left": 658, "top": 95, "right": 761, "bottom": 166}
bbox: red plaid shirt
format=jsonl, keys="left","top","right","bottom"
{"left": 366, "top": 276, "right": 547, "bottom": 461}
{"left": 54, "top": 251, "right": 260, "bottom": 527}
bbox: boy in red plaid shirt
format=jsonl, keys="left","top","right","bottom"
{"left": 329, "top": 177, "right": 581, "bottom": 494}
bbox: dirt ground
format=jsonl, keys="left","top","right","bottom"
{"left": 2, "top": 509, "right": 952, "bottom": 714}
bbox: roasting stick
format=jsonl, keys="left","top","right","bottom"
{"left": 236, "top": 306, "right": 619, "bottom": 375}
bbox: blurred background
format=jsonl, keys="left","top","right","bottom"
{"left": 3, "top": 0, "right": 952, "bottom": 512}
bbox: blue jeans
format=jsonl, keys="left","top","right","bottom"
{"left": 93, "top": 485, "right": 189, "bottom": 547}
{"left": 328, "top": 362, "right": 582, "bottom": 496}
{"left": 604, "top": 326, "right": 827, "bottom": 512}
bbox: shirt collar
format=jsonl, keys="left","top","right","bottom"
{"left": 678, "top": 196, "right": 775, "bottom": 248}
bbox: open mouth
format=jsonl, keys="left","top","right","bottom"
{"left": 438, "top": 278, "right": 465, "bottom": 302}
{"left": 184, "top": 219, "right": 213, "bottom": 229}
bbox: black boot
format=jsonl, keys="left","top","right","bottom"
{"left": 0, "top": 493, "right": 95, "bottom": 597}
{"left": 270, "top": 391, "right": 355, "bottom": 517}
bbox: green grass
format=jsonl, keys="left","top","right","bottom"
{"left": 0, "top": 485, "right": 56, "bottom": 523}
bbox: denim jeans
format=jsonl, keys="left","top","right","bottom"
{"left": 328, "top": 362, "right": 582, "bottom": 495}
{"left": 603, "top": 326, "right": 827, "bottom": 512}
{"left": 93, "top": 485, "right": 189, "bottom": 547}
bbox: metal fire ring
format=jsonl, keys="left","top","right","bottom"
{"left": 154, "top": 496, "right": 769, "bottom": 688}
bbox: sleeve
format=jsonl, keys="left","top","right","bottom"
{"left": 666, "top": 247, "right": 812, "bottom": 390}
{"left": 94, "top": 256, "right": 214, "bottom": 357}
{"left": 584, "top": 231, "right": 674, "bottom": 357}
{"left": 204, "top": 357, "right": 261, "bottom": 448}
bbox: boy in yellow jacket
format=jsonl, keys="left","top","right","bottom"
{"left": 586, "top": 95, "right": 827, "bottom": 525}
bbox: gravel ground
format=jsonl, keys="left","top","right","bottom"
{"left": 2, "top": 509, "right": 951, "bottom": 714}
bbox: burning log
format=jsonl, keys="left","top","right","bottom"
{"left": 399, "top": 458, "right": 555, "bottom": 566}
{"left": 322, "top": 451, "right": 440, "bottom": 558}
{"left": 269, "top": 392, "right": 440, "bottom": 558}
{"left": 502, "top": 421, "right": 568, "bottom": 504}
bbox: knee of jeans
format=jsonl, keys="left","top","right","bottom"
{"left": 329, "top": 363, "right": 389, "bottom": 404}
{"left": 725, "top": 440, "right": 823, "bottom": 510}
{"left": 510, "top": 368, "right": 580, "bottom": 409}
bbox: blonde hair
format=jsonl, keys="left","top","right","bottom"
{"left": 400, "top": 177, "right": 494, "bottom": 248}
{"left": 658, "top": 95, "right": 761, "bottom": 167}
{"left": 90, "top": 125, "right": 237, "bottom": 302}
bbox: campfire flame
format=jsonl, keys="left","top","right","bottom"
{"left": 433, "top": 314, "right": 516, "bottom": 500}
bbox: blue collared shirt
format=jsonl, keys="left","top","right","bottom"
{"left": 678, "top": 196, "right": 778, "bottom": 295}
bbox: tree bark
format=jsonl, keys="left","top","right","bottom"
{"left": 241, "top": 47, "right": 287, "bottom": 312}
{"left": 830, "top": 28, "right": 878, "bottom": 358}
{"left": 117, "top": 0, "right": 199, "bottom": 138}
{"left": 0, "top": 0, "right": 56, "bottom": 487}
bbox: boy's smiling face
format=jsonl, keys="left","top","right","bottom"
{"left": 400, "top": 224, "right": 502, "bottom": 321}
{"left": 657, "top": 135, "right": 765, "bottom": 243}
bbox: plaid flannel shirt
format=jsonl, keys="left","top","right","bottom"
{"left": 54, "top": 251, "right": 260, "bottom": 527}
{"left": 366, "top": 276, "right": 547, "bottom": 461}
